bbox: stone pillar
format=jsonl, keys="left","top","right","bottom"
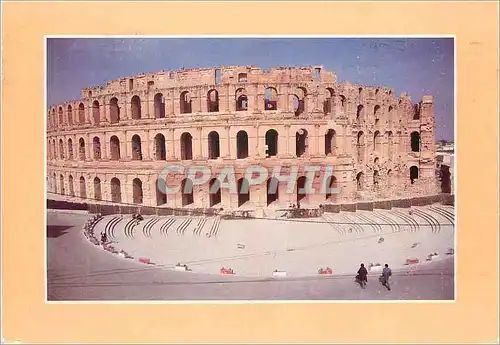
{"left": 315, "top": 124, "right": 320, "bottom": 156}
{"left": 225, "top": 125, "right": 231, "bottom": 158}
{"left": 285, "top": 124, "right": 291, "bottom": 156}
{"left": 167, "top": 129, "right": 175, "bottom": 159}
{"left": 196, "top": 127, "right": 203, "bottom": 159}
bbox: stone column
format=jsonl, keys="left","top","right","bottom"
{"left": 315, "top": 124, "right": 320, "bottom": 156}
{"left": 226, "top": 125, "right": 231, "bottom": 158}
{"left": 197, "top": 127, "right": 203, "bottom": 159}
{"left": 285, "top": 124, "right": 291, "bottom": 156}
{"left": 167, "top": 129, "right": 175, "bottom": 159}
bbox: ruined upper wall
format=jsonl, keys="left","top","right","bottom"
{"left": 81, "top": 66, "right": 338, "bottom": 98}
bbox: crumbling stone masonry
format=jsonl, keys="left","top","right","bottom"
{"left": 47, "top": 65, "right": 439, "bottom": 211}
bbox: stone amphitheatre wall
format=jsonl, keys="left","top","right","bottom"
{"left": 47, "top": 65, "right": 439, "bottom": 212}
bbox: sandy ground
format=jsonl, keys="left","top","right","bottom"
{"left": 47, "top": 208, "right": 454, "bottom": 301}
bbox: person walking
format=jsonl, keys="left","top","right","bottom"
{"left": 356, "top": 263, "right": 368, "bottom": 289}
{"left": 381, "top": 264, "right": 392, "bottom": 290}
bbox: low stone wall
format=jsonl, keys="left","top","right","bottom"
{"left": 52, "top": 194, "right": 455, "bottom": 217}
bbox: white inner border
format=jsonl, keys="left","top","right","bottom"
{"left": 43, "top": 34, "right": 457, "bottom": 305}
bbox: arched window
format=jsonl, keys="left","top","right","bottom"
{"left": 68, "top": 175, "right": 74, "bottom": 196}
{"left": 78, "top": 103, "right": 85, "bottom": 124}
{"left": 180, "top": 132, "right": 193, "bottom": 160}
{"left": 265, "top": 129, "right": 278, "bottom": 157}
{"left": 78, "top": 138, "right": 86, "bottom": 160}
{"left": 235, "top": 88, "right": 248, "bottom": 111}
{"left": 237, "top": 178, "right": 250, "bottom": 207}
{"left": 94, "top": 177, "right": 102, "bottom": 201}
{"left": 325, "top": 175, "right": 338, "bottom": 201}
{"left": 59, "top": 139, "right": 65, "bottom": 159}
{"left": 180, "top": 91, "right": 192, "bottom": 114}
{"left": 59, "top": 174, "right": 65, "bottom": 195}
{"left": 237, "top": 73, "right": 248, "bottom": 83}
{"left": 296, "top": 176, "right": 307, "bottom": 203}
{"left": 181, "top": 178, "right": 194, "bottom": 206}
{"left": 92, "top": 101, "right": 100, "bottom": 124}
{"left": 374, "top": 105, "right": 381, "bottom": 117}
{"left": 339, "top": 95, "right": 346, "bottom": 112}
{"left": 109, "top": 97, "right": 120, "bottom": 124}
{"left": 264, "top": 87, "right": 278, "bottom": 110}
{"left": 131, "top": 95, "right": 142, "bottom": 120}
{"left": 207, "top": 89, "right": 219, "bottom": 112}
{"left": 110, "top": 136, "right": 121, "bottom": 160}
{"left": 356, "top": 172, "right": 364, "bottom": 191}
{"left": 325, "top": 129, "right": 336, "bottom": 155}
{"left": 411, "top": 131, "right": 420, "bottom": 152}
{"left": 266, "top": 177, "right": 279, "bottom": 205}
{"left": 357, "top": 131, "right": 364, "bottom": 162}
{"left": 154, "top": 133, "right": 166, "bottom": 160}
{"left": 292, "top": 87, "right": 307, "bottom": 116}
{"left": 79, "top": 176, "right": 87, "bottom": 199}
{"left": 93, "top": 136, "right": 101, "bottom": 160}
{"left": 208, "top": 131, "right": 220, "bottom": 159}
{"left": 373, "top": 170, "right": 380, "bottom": 187}
{"left": 410, "top": 166, "right": 419, "bottom": 184}
{"left": 156, "top": 178, "right": 167, "bottom": 206}
{"left": 110, "top": 177, "right": 121, "bottom": 203}
{"left": 209, "top": 178, "right": 222, "bottom": 207}
{"left": 324, "top": 88, "right": 334, "bottom": 114}
{"left": 131, "top": 135, "right": 142, "bottom": 160}
{"left": 356, "top": 105, "right": 364, "bottom": 122}
{"left": 236, "top": 131, "right": 248, "bottom": 159}
{"left": 58, "top": 107, "right": 64, "bottom": 125}
{"left": 67, "top": 138, "right": 73, "bottom": 159}
{"left": 296, "top": 129, "right": 308, "bottom": 157}
{"left": 154, "top": 93, "right": 165, "bottom": 118}
{"left": 67, "top": 105, "right": 73, "bottom": 125}
{"left": 132, "top": 178, "right": 143, "bottom": 204}
{"left": 373, "top": 130, "right": 381, "bottom": 152}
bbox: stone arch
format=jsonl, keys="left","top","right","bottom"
{"left": 264, "top": 87, "right": 278, "bottom": 110}
{"left": 131, "top": 95, "right": 142, "bottom": 120}
{"left": 339, "top": 95, "right": 347, "bottom": 112}
{"left": 109, "top": 97, "right": 120, "bottom": 124}
{"left": 325, "top": 175, "right": 338, "bottom": 201}
{"left": 58, "top": 107, "right": 64, "bottom": 125}
{"left": 374, "top": 157, "right": 380, "bottom": 165}
{"left": 154, "top": 133, "right": 166, "bottom": 160}
{"left": 51, "top": 109, "right": 56, "bottom": 127}
{"left": 207, "top": 89, "right": 219, "bottom": 112}
{"left": 209, "top": 178, "right": 222, "bottom": 207}
{"left": 93, "top": 136, "right": 101, "bottom": 160}
{"left": 266, "top": 177, "right": 279, "bottom": 206}
{"left": 236, "top": 131, "right": 249, "bottom": 159}
{"left": 52, "top": 139, "right": 56, "bottom": 159}
{"left": 324, "top": 88, "right": 334, "bottom": 114}
{"left": 265, "top": 129, "right": 278, "bottom": 157}
{"left": 132, "top": 178, "right": 143, "bottom": 204}
{"left": 235, "top": 88, "right": 248, "bottom": 111}
{"left": 374, "top": 105, "right": 381, "bottom": 117}
{"left": 78, "top": 137, "right": 86, "bottom": 160}
{"left": 292, "top": 87, "right": 307, "bottom": 116}
{"left": 180, "top": 132, "right": 193, "bottom": 160}
{"left": 373, "top": 170, "right": 380, "bottom": 187}
{"left": 296, "top": 128, "right": 309, "bottom": 157}
{"left": 356, "top": 104, "right": 364, "bottom": 121}
{"left": 387, "top": 169, "right": 393, "bottom": 189}
{"left": 357, "top": 131, "right": 365, "bottom": 161}
{"left": 93, "top": 177, "right": 102, "bottom": 200}
{"left": 154, "top": 93, "right": 165, "bottom": 118}
{"left": 78, "top": 103, "right": 85, "bottom": 124}
{"left": 68, "top": 175, "right": 74, "bottom": 196}
{"left": 411, "top": 131, "right": 420, "bottom": 152}
{"left": 208, "top": 131, "right": 220, "bottom": 159}
{"left": 79, "top": 176, "right": 87, "bottom": 199}
{"left": 356, "top": 172, "right": 365, "bottom": 191}
{"left": 156, "top": 178, "right": 167, "bottom": 206}
{"left": 67, "top": 105, "right": 73, "bottom": 125}
{"left": 296, "top": 176, "right": 307, "bottom": 203}
{"left": 67, "top": 138, "right": 73, "bottom": 159}
{"left": 358, "top": 87, "right": 363, "bottom": 97}
{"left": 410, "top": 166, "right": 419, "bottom": 184}
{"left": 237, "top": 177, "right": 250, "bottom": 207}
{"left": 92, "top": 100, "right": 100, "bottom": 124}
{"left": 110, "top": 136, "right": 121, "bottom": 160}
{"left": 110, "top": 177, "right": 121, "bottom": 203}
{"left": 58, "top": 139, "right": 65, "bottom": 159}
{"left": 388, "top": 105, "right": 394, "bottom": 122}
{"left": 131, "top": 134, "right": 142, "bottom": 160}
{"left": 181, "top": 178, "right": 194, "bottom": 206}
{"left": 325, "top": 129, "right": 336, "bottom": 155}
{"left": 59, "top": 174, "right": 65, "bottom": 195}
{"left": 373, "top": 130, "right": 381, "bottom": 152}
{"left": 180, "top": 91, "right": 192, "bottom": 114}
{"left": 52, "top": 172, "right": 57, "bottom": 194}
{"left": 387, "top": 131, "right": 394, "bottom": 157}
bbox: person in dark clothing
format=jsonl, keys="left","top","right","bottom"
{"left": 356, "top": 263, "right": 368, "bottom": 289}
{"left": 380, "top": 264, "right": 392, "bottom": 290}
{"left": 100, "top": 231, "right": 107, "bottom": 245}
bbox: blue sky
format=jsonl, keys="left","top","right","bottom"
{"left": 47, "top": 37, "right": 454, "bottom": 140}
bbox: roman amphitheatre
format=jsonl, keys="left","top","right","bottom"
{"left": 47, "top": 65, "right": 454, "bottom": 282}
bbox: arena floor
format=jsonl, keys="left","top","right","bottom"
{"left": 91, "top": 205, "right": 455, "bottom": 277}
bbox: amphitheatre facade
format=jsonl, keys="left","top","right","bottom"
{"left": 47, "top": 65, "right": 439, "bottom": 215}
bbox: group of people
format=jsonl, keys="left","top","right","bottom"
{"left": 355, "top": 263, "right": 392, "bottom": 291}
